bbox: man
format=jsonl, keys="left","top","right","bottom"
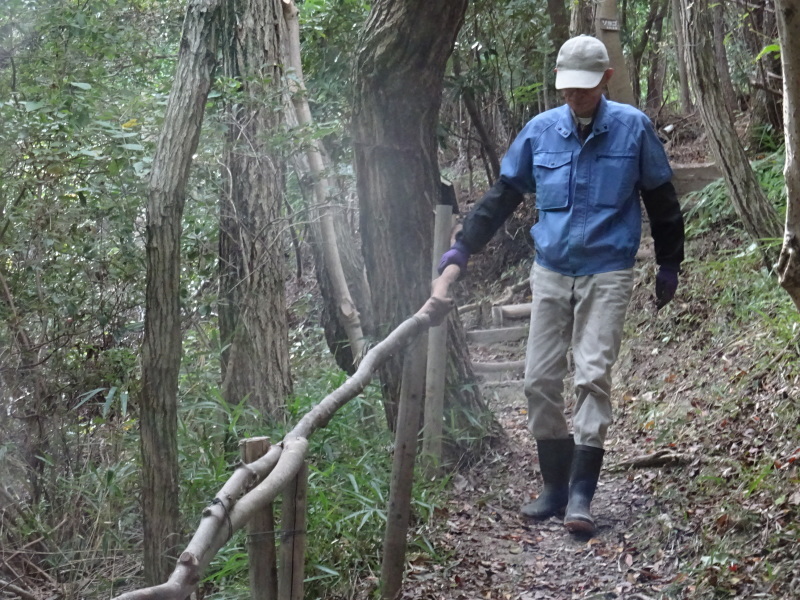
{"left": 438, "top": 35, "right": 684, "bottom": 536}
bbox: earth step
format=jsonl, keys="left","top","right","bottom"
{"left": 671, "top": 162, "right": 721, "bottom": 196}
{"left": 471, "top": 359, "right": 526, "bottom": 381}
{"left": 492, "top": 303, "right": 532, "bottom": 327}
{"left": 466, "top": 326, "right": 529, "bottom": 344}
{"left": 481, "top": 379, "right": 525, "bottom": 393}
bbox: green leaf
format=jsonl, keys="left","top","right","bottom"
{"left": 102, "top": 387, "right": 117, "bottom": 418}
{"left": 755, "top": 43, "right": 780, "bottom": 61}
{"left": 70, "top": 82, "right": 93, "bottom": 90}
{"left": 78, "top": 148, "right": 103, "bottom": 158}
{"left": 24, "top": 101, "right": 45, "bottom": 112}
{"left": 120, "top": 143, "right": 144, "bottom": 151}
{"left": 74, "top": 387, "right": 107, "bottom": 410}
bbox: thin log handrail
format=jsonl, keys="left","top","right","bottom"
{"left": 112, "top": 265, "right": 460, "bottom": 600}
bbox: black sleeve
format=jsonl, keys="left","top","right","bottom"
{"left": 641, "top": 181, "right": 685, "bottom": 270}
{"left": 455, "top": 176, "right": 525, "bottom": 254}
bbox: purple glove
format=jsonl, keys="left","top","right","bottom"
{"left": 655, "top": 266, "right": 679, "bottom": 309}
{"left": 437, "top": 240, "right": 470, "bottom": 275}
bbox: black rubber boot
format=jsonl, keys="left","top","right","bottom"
{"left": 564, "top": 445, "right": 604, "bottom": 536}
{"left": 520, "top": 438, "right": 574, "bottom": 519}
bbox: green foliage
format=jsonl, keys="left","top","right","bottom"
{"left": 454, "top": 0, "right": 550, "bottom": 130}
{"left": 683, "top": 150, "right": 786, "bottom": 239}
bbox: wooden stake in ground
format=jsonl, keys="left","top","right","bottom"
{"left": 381, "top": 336, "right": 428, "bottom": 600}
{"left": 422, "top": 204, "right": 453, "bottom": 476}
{"left": 241, "top": 437, "right": 278, "bottom": 600}
{"left": 278, "top": 461, "right": 308, "bottom": 600}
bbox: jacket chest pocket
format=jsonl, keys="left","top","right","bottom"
{"left": 592, "top": 153, "right": 638, "bottom": 207}
{"left": 533, "top": 151, "right": 572, "bottom": 210}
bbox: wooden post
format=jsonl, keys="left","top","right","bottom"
{"left": 381, "top": 337, "right": 427, "bottom": 600}
{"left": 422, "top": 204, "right": 453, "bottom": 477}
{"left": 278, "top": 461, "right": 308, "bottom": 600}
{"left": 241, "top": 437, "right": 278, "bottom": 600}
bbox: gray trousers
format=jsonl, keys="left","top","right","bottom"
{"left": 523, "top": 263, "right": 634, "bottom": 448}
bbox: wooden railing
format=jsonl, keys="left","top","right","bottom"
{"left": 114, "top": 211, "right": 460, "bottom": 600}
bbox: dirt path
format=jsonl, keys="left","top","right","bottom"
{"left": 403, "top": 397, "right": 674, "bottom": 600}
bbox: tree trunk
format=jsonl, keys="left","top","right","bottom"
{"left": 141, "top": 0, "right": 222, "bottom": 585}
{"left": 630, "top": 0, "right": 666, "bottom": 107}
{"left": 712, "top": 0, "right": 736, "bottom": 118}
{"left": 282, "top": 0, "right": 368, "bottom": 368}
{"left": 547, "top": 0, "right": 572, "bottom": 107}
{"left": 547, "top": 0, "right": 571, "bottom": 49}
{"left": 775, "top": 0, "right": 800, "bottom": 309}
{"left": 678, "top": 0, "right": 781, "bottom": 265}
{"left": 570, "top": 0, "right": 595, "bottom": 36}
{"left": 352, "top": 0, "right": 497, "bottom": 446}
{"left": 218, "top": 0, "right": 292, "bottom": 421}
{"left": 452, "top": 50, "right": 500, "bottom": 183}
{"left": 670, "top": 0, "right": 692, "bottom": 113}
{"left": 644, "top": 3, "right": 668, "bottom": 113}
{"left": 743, "top": 2, "right": 783, "bottom": 138}
{"left": 595, "top": 0, "right": 636, "bottom": 106}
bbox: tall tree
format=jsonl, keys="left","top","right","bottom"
{"left": 629, "top": 0, "right": 668, "bottom": 108}
{"left": 140, "top": 0, "right": 222, "bottom": 584}
{"left": 547, "top": 0, "right": 570, "bottom": 48}
{"left": 742, "top": 1, "right": 783, "bottom": 141}
{"left": 775, "top": 0, "right": 800, "bottom": 309}
{"left": 352, "top": 0, "right": 494, "bottom": 440}
{"left": 282, "top": 0, "right": 368, "bottom": 372}
{"left": 678, "top": 0, "right": 781, "bottom": 264}
{"left": 570, "top": 0, "right": 595, "bottom": 35}
{"left": 218, "top": 0, "right": 292, "bottom": 421}
{"left": 644, "top": 2, "right": 668, "bottom": 112}
{"left": 670, "top": 0, "right": 693, "bottom": 112}
{"left": 594, "top": 0, "right": 636, "bottom": 105}
{"left": 712, "top": 0, "right": 737, "bottom": 118}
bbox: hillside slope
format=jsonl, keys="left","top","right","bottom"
{"left": 399, "top": 168, "right": 800, "bottom": 599}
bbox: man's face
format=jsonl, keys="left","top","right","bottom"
{"left": 561, "top": 70, "right": 613, "bottom": 118}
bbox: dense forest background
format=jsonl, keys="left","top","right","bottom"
{"left": 0, "top": 0, "right": 798, "bottom": 599}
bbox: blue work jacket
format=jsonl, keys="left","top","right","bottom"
{"left": 500, "top": 96, "right": 673, "bottom": 277}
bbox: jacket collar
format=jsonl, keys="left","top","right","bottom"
{"left": 555, "top": 95, "right": 611, "bottom": 139}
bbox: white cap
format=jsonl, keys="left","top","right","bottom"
{"left": 555, "top": 35, "right": 610, "bottom": 90}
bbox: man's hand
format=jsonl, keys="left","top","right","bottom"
{"left": 655, "top": 266, "right": 679, "bottom": 309}
{"left": 437, "top": 241, "right": 470, "bottom": 275}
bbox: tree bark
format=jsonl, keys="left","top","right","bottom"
{"left": 570, "top": 0, "right": 595, "bottom": 36}
{"left": 743, "top": 2, "right": 783, "bottom": 137}
{"left": 775, "top": 0, "right": 800, "bottom": 309}
{"left": 629, "top": 0, "right": 667, "bottom": 107}
{"left": 218, "top": 0, "right": 292, "bottom": 421}
{"left": 452, "top": 50, "right": 500, "bottom": 183}
{"left": 644, "top": 3, "right": 668, "bottom": 113}
{"left": 670, "top": 0, "right": 693, "bottom": 113}
{"left": 141, "top": 0, "right": 222, "bottom": 585}
{"left": 547, "top": 0, "right": 572, "bottom": 109}
{"left": 712, "top": 0, "right": 737, "bottom": 118}
{"left": 547, "top": 0, "right": 571, "bottom": 50}
{"left": 351, "top": 0, "right": 468, "bottom": 429}
{"left": 282, "top": 0, "right": 368, "bottom": 369}
{"left": 679, "top": 0, "right": 782, "bottom": 265}
{"left": 595, "top": 0, "right": 636, "bottom": 106}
